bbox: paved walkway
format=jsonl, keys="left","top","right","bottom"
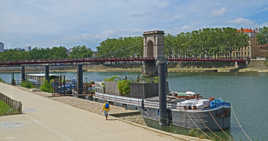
{"left": 0, "top": 83, "right": 183, "bottom": 141}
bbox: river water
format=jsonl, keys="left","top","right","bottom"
{"left": 0, "top": 72, "right": 267, "bottom": 140}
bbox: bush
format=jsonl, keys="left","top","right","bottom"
{"left": 117, "top": 80, "right": 131, "bottom": 96}
{"left": 104, "top": 75, "right": 120, "bottom": 81}
{"left": 139, "top": 75, "right": 159, "bottom": 83}
{"left": 0, "top": 78, "right": 5, "bottom": 83}
{"left": 265, "top": 60, "right": 268, "bottom": 67}
{"left": 21, "top": 80, "right": 34, "bottom": 88}
{"left": 40, "top": 80, "right": 53, "bottom": 93}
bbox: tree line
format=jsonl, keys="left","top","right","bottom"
{"left": 97, "top": 27, "right": 251, "bottom": 58}
{"left": 0, "top": 45, "right": 93, "bottom": 62}
{"left": 1, "top": 27, "right": 267, "bottom": 62}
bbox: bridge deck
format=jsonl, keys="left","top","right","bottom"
{"left": 0, "top": 57, "right": 247, "bottom": 66}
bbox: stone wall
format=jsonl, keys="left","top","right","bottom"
{"left": 104, "top": 81, "right": 120, "bottom": 96}
{"left": 248, "top": 60, "right": 268, "bottom": 68}
{"left": 130, "top": 83, "right": 160, "bottom": 98}
{"left": 103, "top": 81, "right": 168, "bottom": 99}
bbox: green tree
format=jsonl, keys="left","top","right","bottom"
{"left": 69, "top": 45, "right": 93, "bottom": 58}
{"left": 257, "top": 26, "right": 268, "bottom": 45}
{"left": 40, "top": 80, "right": 53, "bottom": 93}
{"left": 50, "top": 47, "right": 68, "bottom": 59}
{"left": 117, "top": 80, "right": 131, "bottom": 96}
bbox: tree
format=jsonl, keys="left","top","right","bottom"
{"left": 50, "top": 46, "right": 68, "bottom": 59}
{"left": 69, "top": 45, "right": 93, "bottom": 59}
{"left": 257, "top": 26, "right": 268, "bottom": 45}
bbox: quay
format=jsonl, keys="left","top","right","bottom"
{"left": 0, "top": 82, "right": 208, "bottom": 141}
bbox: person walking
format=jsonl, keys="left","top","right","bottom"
{"left": 102, "top": 100, "right": 110, "bottom": 120}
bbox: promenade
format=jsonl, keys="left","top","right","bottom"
{"left": 0, "top": 83, "right": 187, "bottom": 141}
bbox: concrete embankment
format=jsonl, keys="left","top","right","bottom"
{"left": 0, "top": 83, "right": 209, "bottom": 141}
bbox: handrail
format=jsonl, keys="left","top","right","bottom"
{"left": 0, "top": 57, "right": 247, "bottom": 66}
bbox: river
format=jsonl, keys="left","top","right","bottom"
{"left": 0, "top": 72, "right": 267, "bottom": 140}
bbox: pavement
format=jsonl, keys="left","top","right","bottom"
{"left": 0, "top": 83, "right": 183, "bottom": 141}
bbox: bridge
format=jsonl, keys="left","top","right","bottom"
{"left": 1, "top": 30, "right": 248, "bottom": 126}
{"left": 0, "top": 57, "right": 247, "bottom": 66}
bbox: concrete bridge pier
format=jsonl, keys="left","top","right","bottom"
{"left": 77, "top": 64, "right": 83, "bottom": 95}
{"left": 158, "top": 58, "right": 168, "bottom": 126}
{"left": 234, "top": 61, "right": 239, "bottom": 68}
{"left": 11, "top": 72, "right": 16, "bottom": 85}
{"left": 21, "top": 66, "right": 25, "bottom": 82}
{"left": 45, "top": 65, "right": 50, "bottom": 82}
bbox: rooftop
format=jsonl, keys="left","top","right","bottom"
{"left": 237, "top": 28, "right": 256, "bottom": 33}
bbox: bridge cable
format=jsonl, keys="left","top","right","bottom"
{"left": 231, "top": 107, "right": 253, "bottom": 141}
{"left": 198, "top": 115, "right": 223, "bottom": 139}
{"left": 208, "top": 111, "right": 234, "bottom": 141}
{"left": 187, "top": 114, "right": 210, "bottom": 138}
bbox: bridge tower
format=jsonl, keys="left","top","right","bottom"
{"left": 143, "top": 30, "right": 168, "bottom": 126}
{"left": 143, "top": 30, "right": 165, "bottom": 76}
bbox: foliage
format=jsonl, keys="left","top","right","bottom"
{"left": 40, "top": 80, "right": 53, "bottom": 93}
{"left": 0, "top": 100, "right": 17, "bottom": 116}
{"left": 257, "top": 26, "right": 268, "bottom": 45}
{"left": 97, "top": 37, "right": 143, "bottom": 57}
{"left": 117, "top": 80, "right": 131, "bottom": 96}
{"left": 0, "top": 27, "right": 250, "bottom": 62}
{"left": 265, "top": 60, "right": 268, "bottom": 67}
{"left": 21, "top": 80, "right": 34, "bottom": 88}
{"left": 104, "top": 75, "right": 121, "bottom": 81}
{"left": 96, "top": 27, "right": 248, "bottom": 58}
{"left": 139, "top": 75, "right": 159, "bottom": 83}
{"left": 0, "top": 78, "right": 5, "bottom": 83}
{"left": 0, "top": 45, "right": 91, "bottom": 62}
{"left": 69, "top": 45, "right": 93, "bottom": 59}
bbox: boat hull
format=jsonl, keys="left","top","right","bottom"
{"left": 142, "top": 106, "right": 231, "bottom": 131}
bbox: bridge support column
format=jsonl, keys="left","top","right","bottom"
{"left": 142, "top": 61, "right": 157, "bottom": 76}
{"left": 21, "top": 66, "right": 25, "bottom": 82}
{"left": 11, "top": 72, "right": 16, "bottom": 85}
{"left": 158, "top": 58, "right": 168, "bottom": 126}
{"left": 45, "top": 65, "right": 50, "bottom": 82}
{"left": 77, "top": 64, "right": 83, "bottom": 95}
{"left": 234, "top": 61, "right": 239, "bottom": 68}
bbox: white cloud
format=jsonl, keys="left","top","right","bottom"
{"left": 212, "top": 8, "right": 226, "bottom": 16}
{"left": 1, "top": 0, "right": 268, "bottom": 49}
{"left": 228, "top": 18, "right": 255, "bottom": 25}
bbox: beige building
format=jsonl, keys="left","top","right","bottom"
{"left": 231, "top": 28, "right": 258, "bottom": 58}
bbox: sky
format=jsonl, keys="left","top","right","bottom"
{"left": 0, "top": 0, "right": 268, "bottom": 50}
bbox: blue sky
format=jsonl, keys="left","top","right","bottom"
{"left": 0, "top": 0, "right": 268, "bottom": 50}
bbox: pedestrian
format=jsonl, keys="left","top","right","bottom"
{"left": 102, "top": 100, "right": 110, "bottom": 120}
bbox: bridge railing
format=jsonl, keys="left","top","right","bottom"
{"left": 0, "top": 57, "right": 248, "bottom": 66}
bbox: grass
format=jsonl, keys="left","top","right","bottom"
{"left": 21, "top": 80, "right": 34, "bottom": 88}
{"left": 143, "top": 118, "right": 233, "bottom": 141}
{"left": 40, "top": 80, "right": 53, "bottom": 93}
{"left": 0, "top": 100, "right": 17, "bottom": 116}
{"left": 0, "top": 78, "right": 5, "bottom": 83}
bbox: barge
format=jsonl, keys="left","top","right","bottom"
{"left": 142, "top": 92, "right": 231, "bottom": 131}
{"left": 94, "top": 86, "right": 231, "bottom": 131}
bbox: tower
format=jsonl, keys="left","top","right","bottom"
{"left": 142, "top": 30, "right": 165, "bottom": 76}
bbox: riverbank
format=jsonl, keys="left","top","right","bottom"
{"left": 13, "top": 85, "right": 208, "bottom": 141}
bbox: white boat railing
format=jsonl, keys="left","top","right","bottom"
{"left": 94, "top": 92, "right": 175, "bottom": 108}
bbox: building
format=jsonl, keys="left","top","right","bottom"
{"left": 231, "top": 28, "right": 258, "bottom": 58}
{"left": 255, "top": 43, "right": 268, "bottom": 58}
{"left": 25, "top": 46, "right": 32, "bottom": 51}
{"left": 0, "top": 42, "right": 4, "bottom": 52}
{"left": 14, "top": 48, "right": 25, "bottom": 51}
